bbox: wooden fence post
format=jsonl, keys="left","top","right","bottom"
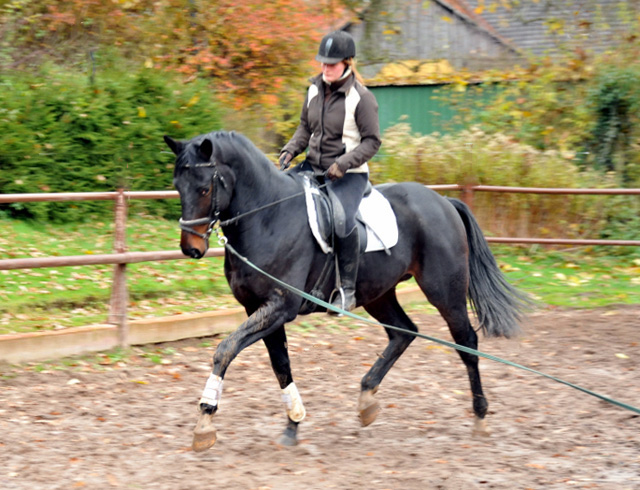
{"left": 462, "top": 183, "right": 475, "bottom": 211}
{"left": 108, "top": 188, "right": 129, "bottom": 347}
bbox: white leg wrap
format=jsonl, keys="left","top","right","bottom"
{"left": 281, "top": 382, "right": 306, "bottom": 422}
{"left": 199, "top": 374, "right": 223, "bottom": 408}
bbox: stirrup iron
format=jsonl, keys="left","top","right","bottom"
{"left": 328, "top": 287, "right": 346, "bottom": 317}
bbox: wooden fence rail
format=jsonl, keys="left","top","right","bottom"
{"left": 1, "top": 185, "right": 639, "bottom": 345}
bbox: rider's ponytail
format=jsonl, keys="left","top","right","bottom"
{"left": 344, "top": 58, "right": 365, "bottom": 86}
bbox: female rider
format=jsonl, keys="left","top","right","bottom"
{"left": 279, "top": 30, "right": 382, "bottom": 313}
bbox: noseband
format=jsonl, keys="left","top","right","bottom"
{"left": 178, "top": 160, "right": 224, "bottom": 249}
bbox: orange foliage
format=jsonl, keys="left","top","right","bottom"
{"left": 3, "top": 0, "right": 349, "bottom": 136}
{"left": 150, "top": 0, "right": 331, "bottom": 111}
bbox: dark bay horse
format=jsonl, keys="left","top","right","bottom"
{"left": 164, "top": 130, "right": 530, "bottom": 452}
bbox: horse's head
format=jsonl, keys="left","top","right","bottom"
{"left": 165, "top": 134, "right": 235, "bottom": 259}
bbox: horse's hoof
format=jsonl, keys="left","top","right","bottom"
{"left": 472, "top": 416, "right": 491, "bottom": 437}
{"left": 358, "top": 389, "right": 381, "bottom": 427}
{"left": 192, "top": 428, "right": 217, "bottom": 452}
{"left": 192, "top": 413, "right": 217, "bottom": 452}
{"left": 277, "top": 418, "right": 299, "bottom": 447}
{"left": 359, "top": 400, "right": 381, "bottom": 426}
{"left": 278, "top": 433, "right": 298, "bottom": 447}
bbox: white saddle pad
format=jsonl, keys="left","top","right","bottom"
{"left": 360, "top": 188, "right": 399, "bottom": 253}
{"left": 303, "top": 178, "right": 398, "bottom": 254}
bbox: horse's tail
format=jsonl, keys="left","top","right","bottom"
{"left": 447, "top": 197, "right": 532, "bottom": 338}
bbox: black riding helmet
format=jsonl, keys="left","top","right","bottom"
{"left": 315, "top": 30, "right": 356, "bottom": 64}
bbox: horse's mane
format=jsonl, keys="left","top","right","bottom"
{"left": 174, "top": 130, "right": 271, "bottom": 169}
{"left": 211, "top": 131, "right": 275, "bottom": 171}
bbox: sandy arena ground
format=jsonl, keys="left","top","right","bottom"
{"left": 1, "top": 306, "right": 639, "bottom": 489}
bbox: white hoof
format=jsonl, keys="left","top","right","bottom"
{"left": 472, "top": 416, "right": 491, "bottom": 437}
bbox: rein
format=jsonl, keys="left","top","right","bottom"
{"left": 178, "top": 159, "right": 327, "bottom": 245}
{"left": 219, "top": 184, "right": 326, "bottom": 227}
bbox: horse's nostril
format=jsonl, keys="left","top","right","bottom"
{"left": 182, "top": 247, "right": 204, "bottom": 259}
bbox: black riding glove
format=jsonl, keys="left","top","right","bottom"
{"left": 279, "top": 151, "right": 293, "bottom": 170}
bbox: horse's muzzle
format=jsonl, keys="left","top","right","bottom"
{"left": 180, "top": 229, "right": 208, "bottom": 259}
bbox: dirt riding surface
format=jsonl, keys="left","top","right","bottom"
{"left": 2, "top": 306, "right": 639, "bottom": 489}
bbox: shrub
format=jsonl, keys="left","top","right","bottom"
{"left": 0, "top": 64, "right": 222, "bottom": 222}
{"left": 470, "top": 43, "right": 640, "bottom": 187}
{"left": 587, "top": 64, "right": 640, "bottom": 184}
{"left": 371, "top": 124, "right": 630, "bottom": 241}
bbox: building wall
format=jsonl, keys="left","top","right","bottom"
{"left": 351, "top": 0, "right": 639, "bottom": 137}
{"left": 370, "top": 83, "right": 498, "bottom": 136}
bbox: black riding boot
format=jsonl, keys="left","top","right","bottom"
{"left": 329, "top": 229, "right": 360, "bottom": 315}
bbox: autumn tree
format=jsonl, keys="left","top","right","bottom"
{"left": 0, "top": 0, "right": 157, "bottom": 67}
{"left": 148, "top": 0, "right": 338, "bottom": 140}
{"left": 0, "top": 0, "right": 347, "bottom": 144}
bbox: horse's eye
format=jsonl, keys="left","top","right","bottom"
{"left": 199, "top": 187, "right": 210, "bottom": 197}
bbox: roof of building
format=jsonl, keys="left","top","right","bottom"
{"left": 446, "top": 0, "right": 636, "bottom": 57}
{"left": 352, "top": 0, "right": 638, "bottom": 85}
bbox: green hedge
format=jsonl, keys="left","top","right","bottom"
{"left": 0, "top": 66, "right": 222, "bottom": 222}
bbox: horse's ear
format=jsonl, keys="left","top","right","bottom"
{"left": 198, "top": 138, "right": 214, "bottom": 162}
{"left": 164, "top": 135, "right": 183, "bottom": 156}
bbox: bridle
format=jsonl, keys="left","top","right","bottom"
{"left": 178, "top": 160, "right": 224, "bottom": 249}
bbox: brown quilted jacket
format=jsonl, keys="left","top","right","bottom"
{"left": 281, "top": 72, "right": 381, "bottom": 174}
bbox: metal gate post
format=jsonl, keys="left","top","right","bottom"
{"left": 108, "top": 188, "right": 129, "bottom": 347}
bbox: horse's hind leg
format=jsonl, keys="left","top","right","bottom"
{"left": 263, "top": 326, "right": 306, "bottom": 446}
{"left": 359, "top": 289, "right": 418, "bottom": 426}
{"left": 433, "top": 301, "right": 490, "bottom": 436}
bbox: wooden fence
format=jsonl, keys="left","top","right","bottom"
{"left": 1, "top": 185, "right": 639, "bottom": 345}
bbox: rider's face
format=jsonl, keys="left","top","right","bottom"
{"left": 321, "top": 61, "right": 347, "bottom": 83}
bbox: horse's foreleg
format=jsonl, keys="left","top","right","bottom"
{"left": 263, "top": 326, "right": 306, "bottom": 446}
{"left": 192, "top": 300, "right": 295, "bottom": 452}
{"left": 192, "top": 373, "right": 222, "bottom": 452}
{"left": 359, "top": 292, "right": 417, "bottom": 426}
